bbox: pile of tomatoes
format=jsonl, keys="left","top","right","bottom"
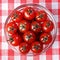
{"left": 6, "top": 7, "right": 54, "bottom": 55}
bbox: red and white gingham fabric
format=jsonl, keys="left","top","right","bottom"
{"left": 0, "top": 0, "right": 60, "bottom": 60}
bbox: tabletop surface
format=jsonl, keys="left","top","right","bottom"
{"left": 0, "top": 0, "right": 60, "bottom": 60}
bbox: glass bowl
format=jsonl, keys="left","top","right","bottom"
{"left": 4, "top": 4, "right": 57, "bottom": 56}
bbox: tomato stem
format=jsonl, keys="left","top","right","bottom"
{"left": 38, "top": 14, "right": 43, "bottom": 19}
{"left": 28, "top": 9, "right": 32, "bottom": 15}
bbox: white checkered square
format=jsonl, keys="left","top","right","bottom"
{"left": 52, "top": 41, "right": 59, "bottom": 49}
{"left": 2, "top": 16, "right": 7, "bottom": 23}
{"left": 2, "top": 56, "right": 8, "bottom": 60}
{"left": 52, "top": 2, "right": 58, "bottom": 9}
{"left": 14, "top": 56, "right": 20, "bottom": 60}
{"left": 39, "top": 2, "right": 46, "bottom": 7}
{"left": 2, "top": 3, "right": 8, "bottom": 10}
{"left": 40, "top": 55, "right": 46, "bottom": 60}
{"left": 14, "top": 3, "right": 21, "bottom": 9}
{"left": 53, "top": 15, "right": 58, "bottom": 22}
{"left": 2, "top": 42, "right": 8, "bottom": 49}
{"left": 52, "top": 55, "right": 59, "bottom": 60}
{"left": 27, "top": 56, "right": 33, "bottom": 60}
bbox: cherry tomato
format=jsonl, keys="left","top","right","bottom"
{"left": 9, "top": 34, "right": 22, "bottom": 46}
{"left": 42, "top": 20, "right": 54, "bottom": 32}
{"left": 6, "top": 21, "right": 18, "bottom": 34}
{"left": 23, "top": 7, "right": 35, "bottom": 20}
{"left": 40, "top": 33, "right": 52, "bottom": 44}
{"left": 19, "top": 20, "right": 30, "bottom": 33}
{"left": 31, "top": 41, "right": 43, "bottom": 54}
{"left": 11, "top": 10, "right": 23, "bottom": 26}
{"left": 31, "top": 21, "right": 41, "bottom": 33}
{"left": 36, "top": 10, "right": 47, "bottom": 22}
{"left": 23, "top": 31, "right": 36, "bottom": 43}
{"left": 19, "top": 42, "right": 30, "bottom": 54}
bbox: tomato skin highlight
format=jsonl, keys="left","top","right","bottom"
{"left": 42, "top": 20, "right": 54, "bottom": 32}
{"left": 23, "top": 31, "right": 36, "bottom": 44}
{"left": 31, "top": 21, "right": 41, "bottom": 33}
{"left": 11, "top": 11, "right": 23, "bottom": 26}
{"left": 6, "top": 21, "right": 18, "bottom": 35}
{"left": 31, "top": 41, "right": 43, "bottom": 54}
{"left": 9, "top": 34, "right": 22, "bottom": 46}
{"left": 40, "top": 33, "right": 52, "bottom": 44}
{"left": 19, "top": 20, "right": 30, "bottom": 33}
{"left": 19, "top": 42, "right": 30, "bottom": 54}
{"left": 11, "top": 11, "right": 23, "bottom": 21}
{"left": 23, "top": 7, "right": 35, "bottom": 20}
{"left": 36, "top": 10, "right": 47, "bottom": 22}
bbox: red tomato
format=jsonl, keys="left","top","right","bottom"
{"left": 31, "top": 41, "right": 43, "bottom": 54}
{"left": 23, "top": 31, "right": 36, "bottom": 43}
{"left": 19, "top": 42, "right": 30, "bottom": 54}
{"left": 11, "top": 10, "right": 23, "bottom": 26}
{"left": 6, "top": 21, "right": 18, "bottom": 34}
{"left": 36, "top": 10, "right": 47, "bottom": 22}
{"left": 19, "top": 20, "right": 30, "bottom": 33}
{"left": 40, "top": 33, "right": 52, "bottom": 44}
{"left": 42, "top": 20, "right": 54, "bottom": 32}
{"left": 31, "top": 21, "right": 41, "bottom": 33}
{"left": 23, "top": 7, "right": 35, "bottom": 20}
{"left": 9, "top": 34, "right": 22, "bottom": 46}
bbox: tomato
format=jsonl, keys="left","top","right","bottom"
{"left": 23, "top": 31, "right": 36, "bottom": 43}
{"left": 9, "top": 34, "right": 22, "bottom": 46}
{"left": 31, "top": 21, "right": 41, "bottom": 33}
{"left": 19, "top": 42, "right": 30, "bottom": 54}
{"left": 19, "top": 20, "right": 30, "bottom": 33}
{"left": 42, "top": 20, "right": 54, "bottom": 32}
{"left": 11, "top": 10, "right": 23, "bottom": 26}
{"left": 36, "top": 10, "right": 47, "bottom": 22}
{"left": 40, "top": 33, "right": 52, "bottom": 44}
{"left": 6, "top": 21, "right": 18, "bottom": 34}
{"left": 31, "top": 41, "right": 43, "bottom": 54}
{"left": 23, "top": 7, "right": 35, "bottom": 20}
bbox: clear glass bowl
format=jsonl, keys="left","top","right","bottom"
{"left": 4, "top": 4, "right": 57, "bottom": 56}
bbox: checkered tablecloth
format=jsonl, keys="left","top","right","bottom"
{"left": 0, "top": 0, "right": 60, "bottom": 60}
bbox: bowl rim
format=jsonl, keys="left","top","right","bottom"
{"left": 4, "top": 3, "right": 57, "bottom": 56}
